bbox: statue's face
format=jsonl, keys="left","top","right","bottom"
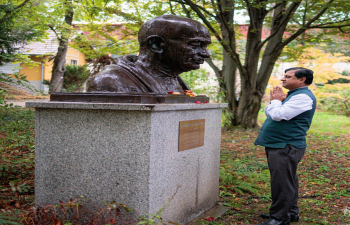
{"left": 163, "top": 25, "right": 211, "bottom": 73}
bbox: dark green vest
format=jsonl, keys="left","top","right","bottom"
{"left": 254, "top": 87, "right": 316, "bottom": 148}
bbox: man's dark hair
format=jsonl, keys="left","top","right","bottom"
{"left": 285, "top": 67, "right": 313, "bottom": 85}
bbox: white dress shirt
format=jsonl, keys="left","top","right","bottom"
{"left": 265, "top": 94, "right": 313, "bottom": 121}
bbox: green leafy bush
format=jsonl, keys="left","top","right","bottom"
{"left": 326, "top": 70, "right": 350, "bottom": 84}
{"left": 318, "top": 88, "right": 350, "bottom": 116}
{"left": 0, "top": 73, "right": 36, "bottom": 106}
{"left": 180, "top": 68, "right": 218, "bottom": 99}
{"left": 63, "top": 64, "right": 91, "bottom": 92}
{"left": 44, "top": 64, "right": 91, "bottom": 92}
{"left": 0, "top": 107, "right": 35, "bottom": 214}
{"left": 318, "top": 70, "right": 350, "bottom": 116}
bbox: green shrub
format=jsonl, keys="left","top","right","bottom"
{"left": 0, "top": 107, "right": 35, "bottom": 210}
{"left": 318, "top": 88, "right": 350, "bottom": 116}
{"left": 180, "top": 68, "right": 218, "bottom": 99}
{"left": 44, "top": 64, "right": 91, "bottom": 92}
{"left": 326, "top": 70, "right": 350, "bottom": 84}
{"left": 63, "top": 64, "right": 91, "bottom": 92}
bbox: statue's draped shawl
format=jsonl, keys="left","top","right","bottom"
{"left": 87, "top": 55, "right": 190, "bottom": 94}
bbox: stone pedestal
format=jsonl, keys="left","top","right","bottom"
{"left": 26, "top": 102, "right": 227, "bottom": 224}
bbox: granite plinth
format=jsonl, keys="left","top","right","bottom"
{"left": 27, "top": 102, "right": 227, "bottom": 224}
{"left": 50, "top": 92, "right": 210, "bottom": 104}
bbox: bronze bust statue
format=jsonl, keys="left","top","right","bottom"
{"left": 87, "top": 15, "right": 211, "bottom": 94}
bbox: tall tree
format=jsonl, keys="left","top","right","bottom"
{"left": 49, "top": 0, "right": 74, "bottom": 93}
{"left": 166, "top": 0, "right": 350, "bottom": 128}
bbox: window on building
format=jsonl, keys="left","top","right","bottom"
{"left": 71, "top": 59, "right": 78, "bottom": 65}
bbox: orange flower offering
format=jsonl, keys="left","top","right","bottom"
{"left": 184, "top": 90, "right": 196, "bottom": 97}
{"left": 168, "top": 91, "right": 181, "bottom": 95}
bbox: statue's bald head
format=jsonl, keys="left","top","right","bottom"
{"left": 137, "top": 15, "right": 211, "bottom": 74}
{"left": 138, "top": 15, "right": 210, "bottom": 51}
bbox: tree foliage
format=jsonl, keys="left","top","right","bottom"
{"left": 268, "top": 47, "right": 350, "bottom": 116}
{"left": 0, "top": 0, "right": 45, "bottom": 65}
{"left": 0, "top": 0, "right": 46, "bottom": 105}
{"left": 42, "top": 0, "right": 165, "bottom": 93}
{"left": 159, "top": 0, "right": 350, "bottom": 128}
{"left": 14, "top": 0, "right": 349, "bottom": 127}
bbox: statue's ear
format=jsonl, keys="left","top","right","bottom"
{"left": 147, "top": 35, "right": 165, "bottom": 54}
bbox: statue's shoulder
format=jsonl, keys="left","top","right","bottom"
{"left": 87, "top": 55, "right": 149, "bottom": 93}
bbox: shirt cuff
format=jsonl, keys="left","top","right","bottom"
{"left": 270, "top": 100, "right": 282, "bottom": 105}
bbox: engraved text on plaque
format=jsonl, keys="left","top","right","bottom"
{"left": 178, "top": 119, "right": 205, "bottom": 151}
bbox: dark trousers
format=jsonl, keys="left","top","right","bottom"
{"left": 265, "top": 145, "right": 305, "bottom": 221}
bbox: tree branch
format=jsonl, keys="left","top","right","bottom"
{"left": 302, "top": 0, "right": 308, "bottom": 26}
{"left": 172, "top": 0, "right": 216, "bottom": 18}
{"left": 339, "top": 27, "right": 350, "bottom": 34}
{"left": 217, "top": 0, "right": 235, "bottom": 49}
{"left": 0, "top": 0, "right": 31, "bottom": 22}
{"left": 210, "top": 0, "right": 218, "bottom": 16}
{"left": 306, "top": 0, "right": 335, "bottom": 25}
{"left": 266, "top": 2, "right": 284, "bottom": 13}
{"left": 48, "top": 25, "right": 61, "bottom": 41}
{"left": 205, "top": 57, "right": 221, "bottom": 81}
{"left": 292, "top": 17, "right": 301, "bottom": 26}
{"left": 310, "top": 18, "right": 350, "bottom": 27}
{"left": 244, "top": 0, "right": 255, "bottom": 30}
{"left": 309, "top": 0, "right": 319, "bottom": 9}
{"left": 282, "top": 0, "right": 335, "bottom": 47}
{"left": 169, "top": 0, "right": 175, "bottom": 15}
{"left": 181, "top": 2, "right": 191, "bottom": 18}
{"left": 257, "top": 1, "right": 301, "bottom": 50}
{"left": 309, "top": 24, "right": 350, "bottom": 29}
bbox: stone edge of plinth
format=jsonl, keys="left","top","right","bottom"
{"left": 25, "top": 101, "right": 228, "bottom": 111}
{"left": 187, "top": 203, "right": 229, "bottom": 225}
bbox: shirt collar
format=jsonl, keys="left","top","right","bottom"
{"left": 287, "top": 86, "right": 308, "bottom": 94}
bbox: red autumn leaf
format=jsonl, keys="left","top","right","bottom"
{"left": 115, "top": 208, "right": 121, "bottom": 216}
{"left": 203, "top": 101, "right": 208, "bottom": 104}
{"left": 55, "top": 219, "right": 63, "bottom": 225}
{"left": 168, "top": 91, "right": 174, "bottom": 94}
{"left": 196, "top": 101, "right": 201, "bottom": 104}
{"left": 204, "top": 217, "right": 215, "bottom": 221}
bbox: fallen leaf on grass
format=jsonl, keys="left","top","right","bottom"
{"left": 203, "top": 217, "right": 215, "bottom": 221}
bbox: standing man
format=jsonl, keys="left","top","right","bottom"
{"left": 254, "top": 68, "right": 316, "bottom": 225}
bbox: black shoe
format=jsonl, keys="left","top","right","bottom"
{"left": 290, "top": 214, "right": 299, "bottom": 222}
{"left": 257, "top": 218, "right": 290, "bottom": 225}
{"left": 260, "top": 213, "right": 299, "bottom": 222}
{"left": 260, "top": 213, "right": 270, "bottom": 219}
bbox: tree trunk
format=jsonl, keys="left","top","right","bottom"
{"left": 231, "top": 3, "right": 268, "bottom": 128}
{"left": 49, "top": 0, "right": 74, "bottom": 94}
{"left": 219, "top": 0, "right": 238, "bottom": 119}
{"left": 50, "top": 39, "right": 68, "bottom": 93}
{"left": 234, "top": 89, "right": 262, "bottom": 128}
{"left": 222, "top": 50, "right": 237, "bottom": 114}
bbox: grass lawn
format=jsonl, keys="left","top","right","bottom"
{"left": 0, "top": 107, "right": 349, "bottom": 224}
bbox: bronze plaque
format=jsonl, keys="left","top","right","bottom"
{"left": 179, "top": 119, "right": 205, "bottom": 151}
